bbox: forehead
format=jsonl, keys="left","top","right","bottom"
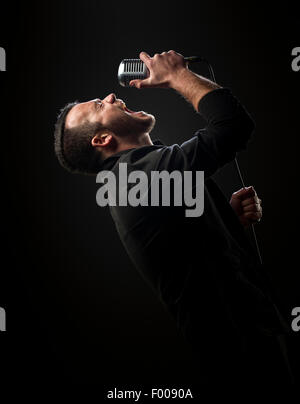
{"left": 65, "top": 100, "right": 96, "bottom": 128}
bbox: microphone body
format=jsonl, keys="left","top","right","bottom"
{"left": 118, "top": 56, "right": 203, "bottom": 87}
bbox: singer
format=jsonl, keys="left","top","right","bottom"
{"left": 54, "top": 51, "right": 293, "bottom": 384}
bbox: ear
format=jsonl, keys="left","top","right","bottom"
{"left": 91, "top": 132, "right": 113, "bottom": 148}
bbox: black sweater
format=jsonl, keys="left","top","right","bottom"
{"left": 98, "top": 88, "right": 287, "bottom": 363}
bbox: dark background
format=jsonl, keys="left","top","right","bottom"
{"left": 1, "top": 0, "right": 299, "bottom": 391}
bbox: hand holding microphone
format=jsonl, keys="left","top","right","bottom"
{"left": 118, "top": 50, "right": 203, "bottom": 88}
{"left": 129, "top": 51, "right": 188, "bottom": 89}
{"left": 118, "top": 50, "right": 219, "bottom": 111}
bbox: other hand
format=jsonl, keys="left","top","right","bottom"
{"left": 230, "top": 186, "right": 262, "bottom": 228}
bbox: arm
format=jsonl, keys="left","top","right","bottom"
{"left": 131, "top": 50, "right": 255, "bottom": 176}
{"left": 129, "top": 50, "right": 220, "bottom": 110}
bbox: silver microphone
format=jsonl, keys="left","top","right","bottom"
{"left": 118, "top": 56, "right": 203, "bottom": 87}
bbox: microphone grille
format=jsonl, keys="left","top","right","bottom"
{"left": 118, "top": 59, "right": 149, "bottom": 87}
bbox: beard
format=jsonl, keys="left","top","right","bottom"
{"left": 108, "top": 111, "right": 156, "bottom": 139}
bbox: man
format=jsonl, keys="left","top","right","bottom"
{"left": 54, "top": 51, "right": 293, "bottom": 384}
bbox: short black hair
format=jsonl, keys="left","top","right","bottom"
{"left": 54, "top": 102, "right": 104, "bottom": 175}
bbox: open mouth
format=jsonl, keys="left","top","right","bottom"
{"left": 120, "top": 101, "right": 146, "bottom": 116}
{"left": 122, "top": 104, "right": 142, "bottom": 115}
{"left": 124, "top": 105, "right": 135, "bottom": 114}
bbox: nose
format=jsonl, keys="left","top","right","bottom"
{"left": 104, "top": 93, "right": 116, "bottom": 104}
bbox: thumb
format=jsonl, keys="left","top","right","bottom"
{"left": 129, "top": 78, "right": 152, "bottom": 89}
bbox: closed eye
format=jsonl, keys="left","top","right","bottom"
{"left": 94, "top": 100, "right": 103, "bottom": 110}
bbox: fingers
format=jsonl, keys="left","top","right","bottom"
{"left": 232, "top": 186, "right": 262, "bottom": 207}
{"left": 129, "top": 77, "right": 152, "bottom": 89}
{"left": 130, "top": 50, "right": 185, "bottom": 89}
{"left": 131, "top": 52, "right": 151, "bottom": 88}
{"left": 243, "top": 203, "right": 262, "bottom": 213}
{"left": 139, "top": 51, "right": 151, "bottom": 60}
{"left": 232, "top": 186, "right": 263, "bottom": 227}
{"left": 241, "top": 195, "right": 262, "bottom": 226}
{"left": 129, "top": 79, "right": 141, "bottom": 88}
{"left": 241, "top": 199, "right": 262, "bottom": 226}
{"left": 232, "top": 186, "right": 256, "bottom": 199}
{"left": 241, "top": 195, "right": 261, "bottom": 207}
{"left": 139, "top": 51, "right": 152, "bottom": 67}
{"left": 243, "top": 211, "right": 262, "bottom": 223}
{"left": 129, "top": 52, "right": 152, "bottom": 89}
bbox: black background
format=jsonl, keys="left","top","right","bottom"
{"left": 0, "top": 0, "right": 299, "bottom": 392}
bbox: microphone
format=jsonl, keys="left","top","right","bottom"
{"left": 118, "top": 56, "right": 204, "bottom": 87}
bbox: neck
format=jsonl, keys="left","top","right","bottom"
{"left": 103, "top": 133, "right": 153, "bottom": 160}
{"left": 119, "top": 132, "right": 153, "bottom": 150}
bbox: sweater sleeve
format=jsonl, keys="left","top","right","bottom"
{"left": 179, "top": 87, "right": 255, "bottom": 177}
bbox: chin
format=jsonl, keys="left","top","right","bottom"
{"left": 142, "top": 113, "right": 156, "bottom": 133}
{"left": 131, "top": 111, "right": 155, "bottom": 133}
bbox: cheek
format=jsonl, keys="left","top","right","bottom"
{"left": 106, "top": 111, "right": 134, "bottom": 133}
{"left": 101, "top": 110, "right": 124, "bottom": 128}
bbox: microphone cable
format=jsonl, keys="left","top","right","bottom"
{"left": 194, "top": 57, "right": 263, "bottom": 265}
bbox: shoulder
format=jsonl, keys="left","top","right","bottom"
{"left": 119, "top": 143, "right": 189, "bottom": 172}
